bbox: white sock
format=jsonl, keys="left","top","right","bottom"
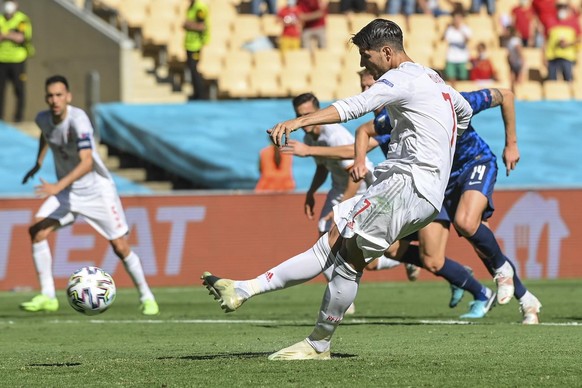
{"left": 33, "top": 240, "right": 55, "bottom": 298}
{"left": 235, "top": 233, "right": 334, "bottom": 298}
{"left": 122, "top": 251, "right": 155, "bottom": 303}
{"left": 375, "top": 255, "right": 402, "bottom": 270}
{"left": 308, "top": 252, "right": 361, "bottom": 353}
{"left": 519, "top": 290, "right": 534, "bottom": 304}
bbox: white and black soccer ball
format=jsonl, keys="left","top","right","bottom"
{"left": 67, "top": 266, "right": 116, "bottom": 316}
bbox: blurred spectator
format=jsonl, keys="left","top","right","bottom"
{"left": 506, "top": 25, "right": 526, "bottom": 90}
{"left": 340, "top": 0, "right": 367, "bottom": 14}
{"left": 0, "top": 0, "right": 32, "bottom": 122}
{"left": 532, "top": 0, "right": 557, "bottom": 37}
{"left": 417, "top": 0, "right": 453, "bottom": 17}
{"left": 255, "top": 144, "right": 296, "bottom": 192}
{"left": 469, "top": 42, "right": 497, "bottom": 82}
{"left": 278, "top": 0, "right": 302, "bottom": 52}
{"left": 511, "top": 0, "right": 536, "bottom": 47}
{"left": 470, "top": 0, "right": 495, "bottom": 15}
{"left": 442, "top": 10, "right": 471, "bottom": 82}
{"left": 252, "top": 0, "right": 277, "bottom": 15}
{"left": 298, "top": 0, "right": 327, "bottom": 50}
{"left": 386, "top": 0, "right": 416, "bottom": 15}
{"left": 183, "top": 0, "right": 210, "bottom": 100}
{"left": 544, "top": 0, "right": 580, "bottom": 81}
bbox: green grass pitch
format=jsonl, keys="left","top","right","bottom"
{"left": 1, "top": 279, "right": 581, "bottom": 387}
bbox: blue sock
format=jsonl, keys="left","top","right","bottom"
{"left": 399, "top": 245, "right": 423, "bottom": 267}
{"left": 435, "top": 258, "right": 487, "bottom": 300}
{"left": 506, "top": 258, "right": 527, "bottom": 299}
{"left": 466, "top": 224, "right": 508, "bottom": 271}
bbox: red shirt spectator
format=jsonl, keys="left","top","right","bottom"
{"left": 470, "top": 42, "right": 497, "bottom": 81}
{"left": 511, "top": 1, "right": 535, "bottom": 45}
{"left": 298, "top": 0, "right": 326, "bottom": 29}
{"left": 278, "top": 3, "right": 301, "bottom": 38}
{"left": 531, "top": 0, "right": 557, "bottom": 36}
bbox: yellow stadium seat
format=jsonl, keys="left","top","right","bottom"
{"left": 147, "top": 0, "right": 180, "bottom": 21}
{"left": 349, "top": 13, "right": 377, "bottom": 34}
{"left": 282, "top": 49, "right": 312, "bottom": 68}
{"left": 326, "top": 14, "right": 350, "bottom": 38}
{"left": 521, "top": 47, "right": 546, "bottom": 82}
{"left": 230, "top": 14, "right": 262, "bottom": 49}
{"left": 141, "top": 15, "right": 173, "bottom": 46}
{"left": 378, "top": 14, "right": 407, "bottom": 32}
{"left": 572, "top": 79, "right": 582, "bottom": 100}
{"left": 514, "top": 81, "right": 543, "bottom": 101}
{"left": 543, "top": 80, "right": 573, "bottom": 100}
{"left": 167, "top": 25, "right": 186, "bottom": 62}
{"left": 334, "top": 81, "right": 362, "bottom": 100}
{"left": 312, "top": 49, "right": 342, "bottom": 75}
{"left": 343, "top": 48, "right": 363, "bottom": 73}
{"left": 281, "top": 71, "right": 310, "bottom": 96}
{"left": 408, "top": 14, "right": 437, "bottom": 35}
{"left": 250, "top": 69, "right": 286, "bottom": 98}
{"left": 118, "top": 0, "right": 149, "bottom": 28}
{"left": 253, "top": 50, "right": 283, "bottom": 76}
{"left": 465, "top": 15, "right": 498, "bottom": 48}
{"left": 310, "top": 68, "right": 340, "bottom": 93}
{"left": 223, "top": 50, "right": 253, "bottom": 74}
{"left": 261, "top": 14, "right": 281, "bottom": 37}
{"left": 198, "top": 48, "right": 225, "bottom": 80}
{"left": 309, "top": 76, "right": 336, "bottom": 101}
{"left": 435, "top": 15, "right": 452, "bottom": 36}
{"left": 218, "top": 70, "right": 254, "bottom": 99}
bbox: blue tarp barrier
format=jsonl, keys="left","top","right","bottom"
{"left": 0, "top": 122, "right": 151, "bottom": 196}
{"left": 94, "top": 100, "right": 582, "bottom": 191}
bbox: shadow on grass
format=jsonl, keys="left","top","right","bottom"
{"left": 28, "top": 362, "right": 81, "bottom": 367}
{"left": 158, "top": 352, "right": 357, "bottom": 360}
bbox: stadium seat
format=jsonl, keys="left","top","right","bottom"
{"left": 521, "top": 47, "right": 546, "bottom": 82}
{"left": 281, "top": 70, "right": 310, "bottom": 96}
{"left": 408, "top": 14, "right": 437, "bottom": 35}
{"left": 378, "top": 14, "right": 407, "bottom": 32}
{"left": 452, "top": 81, "right": 479, "bottom": 93}
{"left": 261, "top": 14, "right": 281, "bottom": 37}
{"left": 542, "top": 80, "right": 573, "bottom": 100}
{"left": 465, "top": 15, "right": 498, "bottom": 49}
{"left": 282, "top": 48, "right": 311, "bottom": 67}
{"left": 572, "top": 79, "right": 582, "bottom": 100}
{"left": 253, "top": 50, "right": 283, "bottom": 76}
{"left": 430, "top": 41, "right": 448, "bottom": 71}
{"left": 223, "top": 50, "right": 253, "bottom": 75}
{"left": 326, "top": 14, "right": 349, "bottom": 38}
{"left": 230, "top": 15, "right": 262, "bottom": 50}
{"left": 488, "top": 47, "right": 511, "bottom": 85}
{"left": 198, "top": 47, "right": 225, "bottom": 80}
{"left": 250, "top": 69, "right": 286, "bottom": 98}
{"left": 342, "top": 48, "right": 363, "bottom": 74}
{"left": 310, "top": 68, "right": 339, "bottom": 95}
{"left": 349, "top": 13, "right": 377, "bottom": 34}
{"left": 435, "top": 15, "right": 452, "bottom": 36}
{"left": 514, "top": 80, "right": 543, "bottom": 101}
{"left": 141, "top": 14, "right": 173, "bottom": 47}
{"left": 312, "top": 49, "right": 342, "bottom": 75}
{"left": 218, "top": 70, "right": 254, "bottom": 99}
{"left": 147, "top": 0, "right": 180, "bottom": 22}
{"left": 118, "top": 0, "right": 149, "bottom": 29}
{"left": 334, "top": 80, "right": 361, "bottom": 100}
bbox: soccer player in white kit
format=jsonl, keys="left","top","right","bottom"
{"left": 19, "top": 75, "right": 160, "bottom": 316}
{"left": 267, "top": 18, "right": 473, "bottom": 359}
{"left": 292, "top": 92, "right": 374, "bottom": 235}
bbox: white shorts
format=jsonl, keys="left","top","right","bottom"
{"left": 333, "top": 170, "right": 438, "bottom": 260}
{"left": 35, "top": 177, "right": 129, "bottom": 240}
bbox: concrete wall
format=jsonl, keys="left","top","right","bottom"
{"left": 4, "top": 0, "right": 133, "bottom": 122}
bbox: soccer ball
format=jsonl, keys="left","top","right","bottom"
{"left": 67, "top": 266, "right": 116, "bottom": 316}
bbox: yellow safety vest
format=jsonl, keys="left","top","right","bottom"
{"left": 184, "top": 1, "right": 210, "bottom": 52}
{"left": 0, "top": 11, "right": 32, "bottom": 63}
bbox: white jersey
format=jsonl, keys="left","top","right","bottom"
{"left": 332, "top": 62, "right": 472, "bottom": 210}
{"left": 35, "top": 105, "right": 113, "bottom": 195}
{"left": 303, "top": 123, "right": 374, "bottom": 194}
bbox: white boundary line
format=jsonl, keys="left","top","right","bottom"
{"left": 0, "top": 319, "right": 580, "bottom": 326}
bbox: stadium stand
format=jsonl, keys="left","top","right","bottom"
{"left": 81, "top": 0, "right": 579, "bottom": 102}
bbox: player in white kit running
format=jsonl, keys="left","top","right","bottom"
{"left": 203, "top": 19, "right": 472, "bottom": 359}
{"left": 293, "top": 92, "right": 374, "bottom": 235}
{"left": 19, "top": 75, "right": 159, "bottom": 316}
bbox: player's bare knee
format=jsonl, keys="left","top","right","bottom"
{"left": 110, "top": 239, "right": 130, "bottom": 259}
{"left": 453, "top": 218, "right": 479, "bottom": 237}
{"left": 420, "top": 255, "right": 441, "bottom": 273}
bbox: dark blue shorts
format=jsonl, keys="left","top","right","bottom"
{"left": 402, "top": 157, "right": 497, "bottom": 242}
{"left": 444, "top": 157, "right": 497, "bottom": 223}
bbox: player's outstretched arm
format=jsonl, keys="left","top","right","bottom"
{"left": 35, "top": 148, "right": 94, "bottom": 197}
{"left": 23, "top": 136, "right": 48, "bottom": 184}
{"left": 268, "top": 105, "right": 341, "bottom": 147}
{"left": 490, "top": 88, "right": 519, "bottom": 176}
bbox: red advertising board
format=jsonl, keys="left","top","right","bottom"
{"left": 0, "top": 189, "right": 579, "bottom": 291}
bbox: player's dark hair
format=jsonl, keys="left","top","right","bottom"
{"left": 45, "top": 75, "right": 69, "bottom": 90}
{"left": 351, "top": 19, "right": 404, "bottom": 52}
{"left": 292, "top": 93, "right": 320, "bottom": 110}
